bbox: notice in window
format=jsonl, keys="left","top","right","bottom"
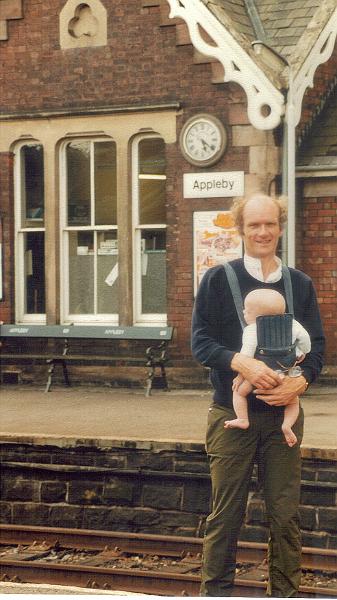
{"left": 105, "top": 263, "right": 118, "bottom": 286}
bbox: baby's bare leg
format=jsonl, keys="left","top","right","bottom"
{"left": 224, "top": 380, "right": 252, "bottom": 429}
{"left": 282, "top": 398, "right": 300, "bottom": 447}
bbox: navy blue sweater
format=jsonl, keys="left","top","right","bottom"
{"left": 191, "top": 259, "right": 325, "bottom": 411}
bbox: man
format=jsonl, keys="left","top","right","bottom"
{"left": 191, "top": 193, "right": 325, "bottom": 597}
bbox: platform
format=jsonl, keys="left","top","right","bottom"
{"left": 0, "top": 383, "right": 336, "bottom": 456}
{"left": 0, "top": 383, "right": 336, "bottom": 595}
{"left": 0, "top": 581, "right": 144, "bottom": 595}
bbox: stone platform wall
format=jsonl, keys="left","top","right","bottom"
{"left": 0, "top": 439, "right": 336, "bottom": 549}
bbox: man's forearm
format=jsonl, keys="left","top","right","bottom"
{"left": 231, "top": 353, "right": 283, "bottom": 389}
{"left": 254, "top": 374, "right": 309, "bottom": 406}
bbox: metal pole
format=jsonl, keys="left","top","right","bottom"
{"left": 286, "top": 68, "right": 296, "bottom": 268}
{"left": 281, "top": 123, "right": 288, "bottom": 264}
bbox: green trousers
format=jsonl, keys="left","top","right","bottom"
{"left": 200, "top": 403, "right": 304, "bottom": 597}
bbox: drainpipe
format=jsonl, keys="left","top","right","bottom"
{"left": 283, "top": 67, "right": 296, "bottom": 268}
{"left": 281, "top": 126, "right": 288, "bottom": 264}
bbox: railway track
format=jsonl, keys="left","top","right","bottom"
{"left": 1, "top": 525, "right": 337, "bottom": 597}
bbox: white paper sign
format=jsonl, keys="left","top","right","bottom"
{"left": 105, "top": 263, "right": 118, "bottom": 286}
{"left": 184, "top": 171, "right": 244, "bottom": 198}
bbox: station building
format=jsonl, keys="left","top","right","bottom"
{"left": 0, "top": 0, "right": 336, "bottom": 386}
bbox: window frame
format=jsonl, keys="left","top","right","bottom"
{"left": 132, "top": 134, "right": 167, "bottom": 326}
{"left": 60, "top": 137, "right": 119, "bottom": 324}
{"left": 14, "top": 141, "right": 46, "bottom": 324}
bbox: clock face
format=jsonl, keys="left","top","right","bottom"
{"left": 180, "top": 114, "right": 227, "bottom": 167}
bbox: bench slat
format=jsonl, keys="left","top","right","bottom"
{"left": 1, "top": 353, "right": 147, "bottom": 363}
{"left": 0, "top": 324, "right": 173, "bottom": 341}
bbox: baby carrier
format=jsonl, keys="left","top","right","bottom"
{"left": 223, "top": 262, "right": 301, "bottom": 375}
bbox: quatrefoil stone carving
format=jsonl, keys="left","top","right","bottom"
{"left": 68, "top": 4, "right": 99, "bottom": 39}
{"left": 60, "top": 0, "right": 107, "bottom": 49}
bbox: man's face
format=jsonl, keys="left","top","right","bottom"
{"left": 242, "top": 197, "right": 283, "bottom": 259}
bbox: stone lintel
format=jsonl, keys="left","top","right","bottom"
{"left": 302, "top": 177, "right": 337, "bottom": 197}
{"left": 0, "top": 0, "right": 23, "bottom": 41}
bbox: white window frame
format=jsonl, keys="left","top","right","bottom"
{"left": 14, "top": 141, "right": 46, "bottom": 324}
{"left": 60, "top": 137, "right": 118, "bottom": 325}
{"left": 132, "top": 134, "right": 167, "bottom": 326}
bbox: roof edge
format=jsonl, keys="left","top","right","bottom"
{"left": 292, "top": 6, "right": 337, "bottom": 126}
{"left": 289, "top": 0, "right": 337, "bottom": 76}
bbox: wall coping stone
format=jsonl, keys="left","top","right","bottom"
{"left": 0, "top": 436, "right": 336, "bottom": 460}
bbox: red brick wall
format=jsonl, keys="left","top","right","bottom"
{"left": 0, "top": 0, "right": 334, "bottom": 371}
{"left": 297, "top": 191, "right": 337, "bottom": 364}
{"left": 166, "top": 87, "right": 250, "bottom": 356}
{"left": 0, "top": 1, "right": 239, "bottom": 115}
{"left": 0, "top": 1, "right": 253, "bottom": 359}
{"left": 0, "top": 153, "right": 15, "bottom": 323}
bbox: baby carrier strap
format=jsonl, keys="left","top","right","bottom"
{"left": 223, "top": 261, "right": 294, "bottom": 330}
{"left": 281, "top": 265, "right": 294, "bottom": 316}
{"left": 223, "top": 262, "right": 246, "bottom": 330}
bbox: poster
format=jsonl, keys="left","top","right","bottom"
{"left": 193, "top": 211, "right": 242, "bottom": 294}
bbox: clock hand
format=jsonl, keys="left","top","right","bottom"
{"left": 200, "top": 138, "right": 215, "bottom": 151}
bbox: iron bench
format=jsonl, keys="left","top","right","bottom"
{"left": 0, "top": 324, "right": 173, "bottom": 396}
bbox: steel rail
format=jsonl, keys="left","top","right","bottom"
{"left": 0, "top": 560, "right": 200, "bottom": 596}
{"left": 1, "top": 524, "right": 337, "bottom": 572}
{"left": 0, "top": 524, "right": 202, "bottom": 556}
{"left": 0, "top": 559, "right": 336, "bottom": 598}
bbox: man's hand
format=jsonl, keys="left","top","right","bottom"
{"left": 254, "top": 374, "right": 308, "bottom": 406}
{"left": 231, "top": 353, "right": 283, "bottom": 389}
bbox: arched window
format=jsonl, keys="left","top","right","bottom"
{"left": 61, "top": 138, "right": 118, "bottom": 322}
{"left": 132, "top": 135, "right": 167, "bottom": 324}
{"left": 14, "top": 143, "right": 46, "bottom": 321}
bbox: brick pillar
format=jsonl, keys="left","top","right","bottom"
{"left": 0, "top": 152, "right": 15, "bottom": 322}
{"left": 297, "top": 179, "right": 337, "bottom": 364}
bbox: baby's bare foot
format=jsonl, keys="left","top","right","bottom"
{"left": 282, "top": 424, "right": 298, "bottom": 447}
{"left": 224, "top": 418, "right": 249, "bottom": 430}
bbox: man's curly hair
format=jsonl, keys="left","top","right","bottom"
{"left": 231, "top": 193, "right": 288, "bottom": 235}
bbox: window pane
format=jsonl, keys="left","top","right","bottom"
{"left": 67, "top": 142, "right": 91, "bottom": 226}
{"left": 24, "top": 232, "right": 45, "bottom": 313}
{"left": 97, "top": 231, "right": 118, "bottom": 313}
{"left": 139, "top": 178, "right": 166, "bottom": 224}
{"left": 141, "top": 230, "right": 166, "bottom": 314}
{"left": 139, "top": 138, "right": 165, "bottom": 175}
{"left": 94, "top": 142, "right": 117, "bottom": 225}
{"left": 68, "top": 231, "right": 94, "bottom": 314}
{"left": 21, "top": 145, "right": 44, "bottom": 228}
{"left": 138, "top": 138, "right": 166, "bottom": 225}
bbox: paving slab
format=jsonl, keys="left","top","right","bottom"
{"left": 0, "top": 384, "right": 336, "bottom": 455}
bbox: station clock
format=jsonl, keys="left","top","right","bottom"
{"left": 179, "top": 114, "right": 227, "bottom": 167}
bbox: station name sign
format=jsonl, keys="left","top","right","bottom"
{"left": 183, "top": 171, "right": 244, "bottom": 198}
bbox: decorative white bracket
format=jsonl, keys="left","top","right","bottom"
{"left": 166, "top": 0, "right": 285, "bottom": 130}
{"left": 292, "top": 8, "right": 337, "bottom": 127}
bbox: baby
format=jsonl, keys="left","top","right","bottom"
{"left": 224, "top": 288, "right": 311, "bottom": 447}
